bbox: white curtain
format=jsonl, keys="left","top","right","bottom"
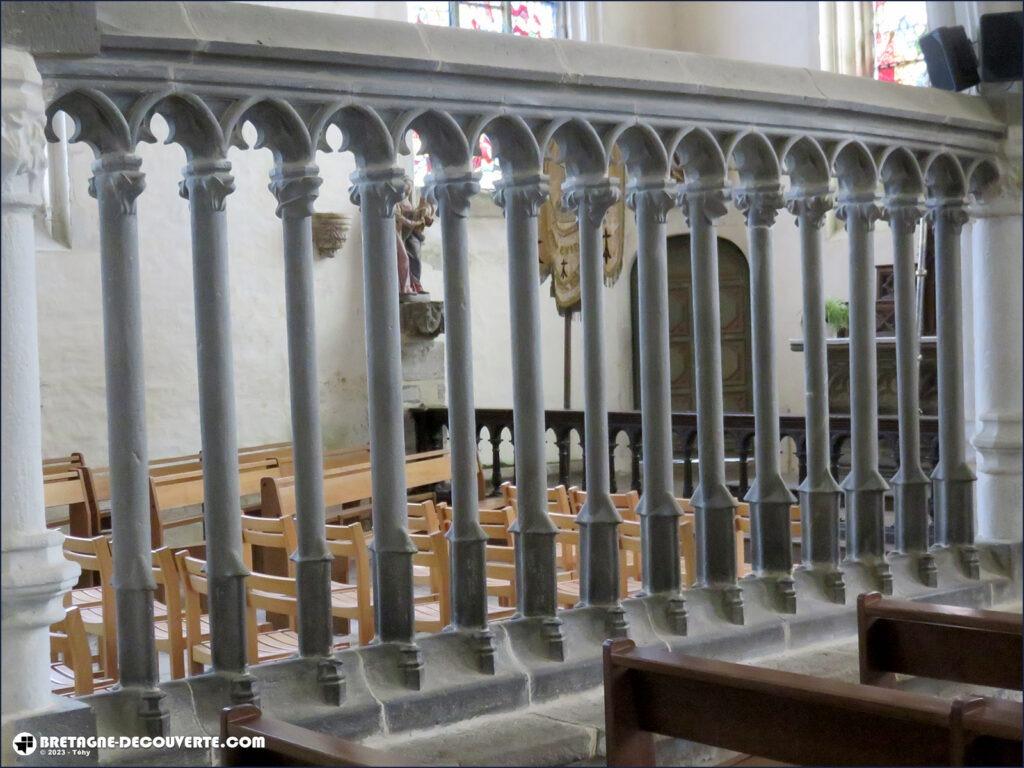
{"left": 819, "top": 1, "right": 876, "bottom": 77}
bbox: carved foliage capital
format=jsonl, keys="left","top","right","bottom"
{"left": 269, "top": 164, "right": 321, "bottom": 219}
{"left": 733, "top": 188, "right": 784, "bottom": 228}
{"left": 679, "top": 186, "right": 729, "bottom": 227}
{"left": 562, "top": 180, "right": 620, "bottom": 229}
{"left": 179, "top": 160, "right": 235, "bottom": 212}
{"left": 88, "top": 155, "right": 146, "bottom": 215}
{"left": 785, "top": 193, "right": 832, "bottom": 228}
{"left": 349, "top": 169, "right": 408, "bottom": 218}
{"left": 881, "top": 199, "right": 924, "bottom": 234}
{"left": 1, "top": 49, "right": 47, "bottom": 204}
{"left": 492, "top": 175, "right": 549, "bottom": 217}
{"left": 625, "top": 182, "right": 675, "bottom": 224}
{"left": 425, "top": 175, "right": 480, "bottom": 219}
{"left": 925, "top": 200, "right": 969, "bottom": 232}
{"left": 834, "top": 199, "right": 882, "bottom": 231}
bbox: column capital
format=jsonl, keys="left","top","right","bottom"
{"left": 733, "top": 187, "right": 785, "bottom": 228}
{"left": 348, "top": 167, "right": 408, "bottom": 217}
{"left": 835, "top": 197, "right": 882, "bottom": 231}
{"left": 785, "top": 193, "right": 832, "bottom": 228}
{"left": 179, "top": 158, "right": 235, "bottom": 212}
{"left": 925, "top": 198, "right": 970, "bottom": 232}
{"left": 268, "top": 163, "right": 321, "bottom": 219}
{"left": 424, "top": 173, "right": 480, "bottom": 218}
{"left": 625, "top": 181, "right": 676, "bottom": 223}
{"left": 677, "top": 185, "right": 729, "bottom": 226}
{"left": 1, "top": 48, "right": 47, "bottom": 208}
{"left": 561, "top": 178, "right": 619, "bottom": 229}
{"left": 88, "top": 154, "right": 146, "bottom": 215}
{"left": 492, "top": 174, "right": 548, "bottom": 216}
{"left": 881, "top": 197, "right": 924, "bottom": 233}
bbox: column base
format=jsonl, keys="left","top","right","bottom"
{"left": 317, "top": 658, "right": 346, "bottom": 705}
{"left": 752, "top": 573, "right": 797, "bottom": 614}
{"left": 957, "top": 544, "right": 981, "bottom": 580}
{"left": 798, "top": 488, "right": 842, "bottom": 570}
{"left": 540, "top": 616, "right": 565, "bottom": 662}
{"left": 396, "top": 641, "right": 424, "bottom": 690}
{"left": 843, "top": 556, "right": 893, "bottom": 595}
{"left": 915, "top": 552, "right": 939, "bottom": 587}
{"left": 665, "top": 594, "right": 688, "bottom": 635}
{"left": 796, "top": 563, "right": 846, "bottom": 604}
{"left": 604, "top": 605, "right": 628, "bottom": 639}
{"left": 226, "top": 671, "right": 259, "bottom": 707}
{"left": 715, "top": 584, "right": 744, "bottom": 625}
{"left": 132, "top": 686, "right": 171, "bottom": 738}
{"left": 471, "top": 628, "right": 497, "bottom": 675}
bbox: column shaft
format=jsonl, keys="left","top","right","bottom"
{"left": 494, "top": 177, "right": 562, "bottom": 659}
{"left": 272, "top": 165, "right": 333, "bottom": 659}
{"left": 89, "top": 155, "right": 166, "bottom": 687}
{"left": 181, "top": 160, "right": 249, "bottom": 675}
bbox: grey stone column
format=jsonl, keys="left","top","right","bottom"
{"left": 928, "top": 200, "right": 979, "bottom": 578}
{"left": 626, "top": 181, "right": 686, "bottom": 634}
{"left": 835, "top": 198, "right": 892, "bottom": 594}
{"left": 349, "top": 168, "right": 422, "bottom": 688}
{"left": 786, "top": 194, "right": 845, "bottom": 603}
{"left": 269, "top": 163, "right": 344, "bottom": 697}
{"left": 678, "top": 186, "right": 743, "bottom": 624}
{"left": 90, "top": 153, "right": 168, "bottom": 727}
{"left": 179, "top": 159, "right": 255, "bottom": 700}
{"left": 562, "top": 179, "right": 626, "bottom": 637}
{"left": 883, "top": 200, "right": 937, "bottom": 586}
{"left": 427, "top": 174, "right": 495, "bottom": 673}
{"left": 735, "top": 189, "right": 797, "bottom": 612}
{"left": 492, "top": 176, "right": 563, "bottom": 661}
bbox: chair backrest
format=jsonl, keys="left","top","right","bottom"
{"left": 241, "top": 513, "right": 298, "bottom": 575}
{"left": 570, "top": 488, "right": 640, "bottom": 520}
{"left": 410, "top": 531, "right": 450, "bottom": 624}
{"left": 407, "top": 501, "right": 440, "bottom": 533}
{"left": 43, "top": 462, "right": 96, "bottom": 536}
{"left": 63, "top": 534, "right": 114, "bottom": 584}
{"left": 549, "top": 512, "right": 580, "bottom": 572}
{"left": 174, "top": 550, "right": 209, "bottom": 664}
{"left": 324, "top": 522, "right": 374, "bottom": 644}
{"left": 501, "top": 482, "right": 572, "bottom": 515}
{"left": 618, "top": 519, "right": 643, "bottom": 584}
{"left": 479, "top": 506, "right": 515, "bottom": 544}
{"left": 50, "top": 607, "right": 98, "bottom": 696}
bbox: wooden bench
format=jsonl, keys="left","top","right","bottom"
{"left": 603, "top": 638, "right": 1023, "bottom": 766}
{"left": 220, "top": 704, "right": 414, "bottom": 766}
{"left": 858, "top": 593, "right": 1023, "bottom": 691}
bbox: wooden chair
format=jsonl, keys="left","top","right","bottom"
{"left": 325, "top": 522, "right": 375, "bottom": 645}
{"left": 43, "top": 460, "right": 96, "bottom": 536}
{"left": 485, "top": 543, "right": 517, "bottom": 608}
{"left": 409, "top": 531, "right": 451, "bottom": 634}
{"left": 221, "top": 704, "right": 416, "bottom": 766}
{"left": 500, "top": 482, "right": 573, "bottom": 515}
{"left": 62, "top": 535, "right": 120, "bottom": 679}
{"left": 436, "top": 503, "right": 516, "bottom": 546}
{"left": 858, "top": 593, "right": 1023, "bottom": 691}
{"left": 618, "top": 519, "right": 644, "bottom": 598}
{"left": 604, "top": 638, "right": 1023, "bottom": 767}
{"left": 151, "top": 546, "right": 189, "bottom": 679}
{"left": 49, "top": 607, "right": 117, "bottom": 697}
{"left": 569, "top": 488, "right": 640, "bottom": 521}
{"left": 551, "top": 513, "right": 584, "bottom": 609}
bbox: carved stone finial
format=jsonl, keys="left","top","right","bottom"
{"left": 678, "top": 185, "right": 729, "bottom": 227}
{"left": 88, "top": 154, "right": 146, "bottom": 215}
{"left": 561, "top": 179, "right": 620, "bottom": 229}
{"left": 733, "top": 187, "right": 784, "bottom": 228}
{"left": 834, "top": 198, "right": 883, "bottom": 231}
{"left": 492, "top": 174, "right": 549, "bottom": 217}
{"left": 624, "top": 181, "right": 675, "bottom": 223}
{"left": 424, "top": 174, "right": 480, "bottom": 218}
{"left": 179, "top": 159, "right": 235, "bottom": 212}
{"left": 785, "top": 193, "right": 832, "bottom": 228}
{"left": 348, "top": 168, "right": 408, "bottom": 218}
{"left": 268, "top": 163, "right": 321, "bottom": 219}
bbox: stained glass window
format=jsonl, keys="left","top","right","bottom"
{"left": 873, "top": 0, "right": 930, "bottom": 86}
{"left": 407, "top": 1, "right": 564, "bottom": 188}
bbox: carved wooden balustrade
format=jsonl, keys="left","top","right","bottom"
{"left": 1, "top": 0, "right": 1011, "bottom": 737}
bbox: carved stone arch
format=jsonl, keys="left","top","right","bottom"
{"left": 605, "top": 121, "right": 669, "bottom": 182}
{"left": 966, "top": 156, "right": 1002, "bottom": 204}
{"left": 45, "top": 88, "right": 133, "bottom": 157}
{"left": 667, "top": 126, "right": 728, "bottom": 190}
{"left": 780, "top": 135, "right": 831, "bottom": 198}
{"left": 393, "top": 108, "right": 472, "bottom": 176}
{"left": 129, "top": 90, "right": 227, "bottom": 162}
{"left": 726, "top": 130, "right": 780, "bottom": 190}
{"left": 878, "top": 146, "right": 925, "bottom": 201}
{"left": 922, "top": 151, "right": 967, "bottom": 203}
{"left": 540, "top": 117, "right": 608, "bottom": 183}
{"left": 468, "top": 112, "right": 543, "bottom": 182}
{"left": 831, "top": 139, "right": 879, "bottom": 198}
{"left": 221, "top": 96, "right": 314, "bottom": 165}
{"left": 311, "top": 102, "right": 397, "bottom": 171}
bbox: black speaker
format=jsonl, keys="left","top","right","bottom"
{"left": 919, "top": 25, "right": 980, "bottom": 91}
{"left": 979, "top": 11, "right": 1023, "bottom": 82}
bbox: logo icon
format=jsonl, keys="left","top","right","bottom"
{"left": 12, "top": 732, "right": 37, "bottom": 756}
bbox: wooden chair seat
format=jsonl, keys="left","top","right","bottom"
{"left": 67, "top": 586, "right": 103, "bottom": 607}
{"left": 49, "top": 661, "right": 116, "bottom": 698}
{"left": 412, "top": 600, "right": 446, "bottom": 633}
{"left": 191, "top": 631, "right": 350, "bottom": 666}
{"left": 78, "top": 598, "right": 167, "bottom": 630}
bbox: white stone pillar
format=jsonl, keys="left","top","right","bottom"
{"left": 0, "top": 47, "right": 79, "bottom": 728}
{"left": 972, "top": 183, "right": 1023, "bottom": 544}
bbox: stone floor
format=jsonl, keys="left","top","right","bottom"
{"left": 363, "top": 600, "right": 1023, "bottom": 767}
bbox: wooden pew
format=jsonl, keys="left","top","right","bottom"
{"left": 221, "top": 704, "right": 415, "bottom": 766}
{"left": 858, "top": 593, "right": 1023, "bottom": 691}
{"left": 603, "top": 638, "right": 1023, "bottom": 767}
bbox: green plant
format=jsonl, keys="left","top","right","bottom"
{"left": 824, "top": 298, "right": 849, "bottom": 334}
